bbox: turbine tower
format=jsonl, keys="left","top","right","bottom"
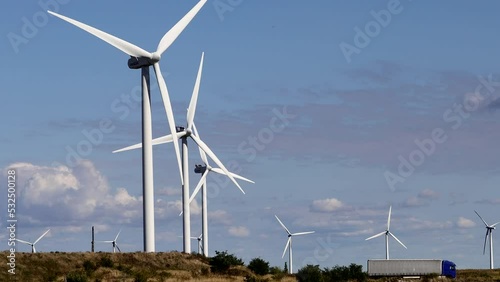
{"left": 475, "top": 210, "right": 500, "bottom": 269}
{"left": 114, "top": 53, "right": 250, "bottom": 254}
{"left": 16, "top": 229, "right": 50, "bottom": 253}
{"left": 365, "top": 206, "right": 407, "bottom": 260}
{"left": 275, "top": 215, "right": 315, "bottom": 274}
{"left": 48, "top": 0, "right": 208, "bottom": 252}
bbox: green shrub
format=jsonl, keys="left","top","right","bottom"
{"left": 98, "top": 256, "right": 113, "bottom": 268}
{"left": 209, "top": 250, "right": 244, "bottom": 274}
{"left": 296, "top": 264, "right": 323, "bottom": 282}
{"left": 323, "top": 263, "right": 367, "bottom": 282}
{"left": 248, "top": 257, "right": 270, "bottom": 276}
{"left": 66, "top": 271, "right": 88, "bottom": 282}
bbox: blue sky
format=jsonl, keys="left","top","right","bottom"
{"left": 2, "top": 0, "right": 500, "bottom": 271}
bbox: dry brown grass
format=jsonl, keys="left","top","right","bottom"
{"left": 0, "top": 251, "right": 290, "bottom": 282}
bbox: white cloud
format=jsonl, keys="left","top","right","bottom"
{"left": 209, "top": 210, "right": 231, "bottom": 225}
{"left": 228, "top": 226, "right": 250, "bottom": 237}
{"left": 3, "top": 160, "right": 141, "bottom": 225}
{"left": 311, "top": 198, "right": 343, "bottom": 212}
{"left": 457, "top": 217, "right": 476, "bottom": 228}
{"left": 418, "top": 189, "right": 439, "bottom": 199}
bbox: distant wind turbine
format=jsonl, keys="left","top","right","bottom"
{"left": 365, "top": 206, "right": 407, "bottom": 260}
{"left": 99, "top": 229, "right": 122, "bottom": 253}
{"left": 275, "top": 215, "right": 315, "bottom": 274}
{"left": 16, "top": 229, "right": 50, "bottom": 253}
{"left": 475, "top": 210, "right": 500, "bottom": 269}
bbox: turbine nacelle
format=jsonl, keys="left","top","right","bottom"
{"left": 194, "top": 164, "right": 207, "bottom": 174}
{"left": 127, "top": 55, "right": 160, "bottom": 69}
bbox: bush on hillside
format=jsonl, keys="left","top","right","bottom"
{"left": 248, "top": 257, "right": 270, "bottom": 275}
{"left": 209, "top": 250, "right": 244, "bottom": 274}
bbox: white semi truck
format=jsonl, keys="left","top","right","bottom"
{"left": 367, "top": 259, "right": 456, "bottom": 278}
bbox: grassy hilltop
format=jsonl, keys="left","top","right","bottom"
{"left": 2, "top": 251, "right": 500, "bottom": 281}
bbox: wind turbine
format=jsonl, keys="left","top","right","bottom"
{"left": 190, "top": 233, "right": 203, "bottom": 254}
{"left": 365, "top": 205, "right": 407, "bottom": 260}
{"left": 475, "top": 210, "right": 500, "bottom": 269}
{"left": 48, "top": 0, "right": 208, "bottom": 253}
{"left": 16, "top": 229, "right": 50, "bottom": 253}
{"left": 114, "top": 52, "right": 250, "bottom": 254}
{"left": 275, "top": 215, "right": 315, "bottom": 274}
{"left": 99, "top": 229, "right": 122, "bottom": 253}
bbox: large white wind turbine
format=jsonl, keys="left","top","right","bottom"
{"left": 99, "top": 229, "right": 122, "bottom": 253}
{"left": 48, "top": 0, "right": 208, "bottom": 252}
{"left": 475, "top": 210, "right": 500, "bottom": 269}
{"left": 275, "top": 215, "right": 315, "bottom": 274}
{"left": 365, "top": 205, "right": 407, "bottom": 260}
{"left": 114, "top": 52, "right": 250, "bottom": 254}
{"left": 16, "top": 229, "right": 50, "bottom": 253}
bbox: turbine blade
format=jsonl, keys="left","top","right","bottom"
{"left": 282, "top": 237, "right": 291, "bottom": 259}
{"left": 15, "top": 239, "right": 32, "bottom": 245}
{"left": 484, "top": 229, "right": 489, "bottom": 255}
{"left": 189, "top": 170, "right": 209, "bottom": 203}
{"left": 116, "top": 244, "right": 122, "bottom": 253}
{"left": 48, "top": 11, "right": 151, "bottom": 58}
{"left": 99, "top": 240, "right": 114, "bottom": 243}
{"left": 292, "top": 231, "right": 315, "bottom": 236}
{"left": 115, "top": 229, "right": 122, "bottom": 242}
{"left": 211, "top": 168, "right": 255, "bottom": 183}
{"left": 387, "top": 205, "right": 392, "bottom": 230}
{"left": 156, "top": 0, "right": 208, "bottom": 55}
{"left": 192, "top": 123, "right": 208, "bottom": 165}
{"left": 491, "top": 222, "right": 500, "bottom": 228}
{"left": 33, "top": 245, "right": 37, "bottom": 253}
{"left": 365, "top": 231, "right": 386, "bottom": 241}
{"left": 153, "top": 63, "right": 183, "bottom": 185}
{"left": 274, "top": 215, "right": 291, "bottom": 235}
{"left": 34, "top": 229, "right": 50, "bottom": 245}
{"left": 475, "top": 210, "right": 489, "bottom": 227}
{"left": 189, "top": 134, "right": 244, "bottom": 194}
{"left": 389, "top": 232, "right": 407, "bottom": 249}
{"left": 112, "top": 133, "right": 184, "bottom": 153}
{"left": 186, "top": 52, "right": 204, "bottom": 130}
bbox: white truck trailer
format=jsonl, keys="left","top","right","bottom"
{"left": 367, "top": 259, "right": 456, "bottom": 278}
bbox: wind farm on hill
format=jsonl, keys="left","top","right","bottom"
{"left": 5, "top": 1, "right": 500, "bottom": 281}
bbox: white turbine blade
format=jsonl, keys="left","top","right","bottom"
{"left": 389, "top": 232, "right": 407, "bottom": 249}
{"left": 186, "top": 52, "right": 204, "bottom": 130}
{"left": 189, "top": 170, "right": 209, "bottom": 203}
{"left": 387, "top": 206, "right": 392, "bottom": 230}
{"left": 484, "top": 230, "right": 489, "bottom": 255}
{"left": 365, "top": 231, "right": 386, "bottom": 241}
{"left": 491, "top": 222, "right": 500, "bottom": 228}
{"left": 112, "top": 132, "right": 183, "bottom": 153}
{"left": 100, "top": 240, "right": 114, "bottom": 243}
{"left": 275, "top": 215, "right": 291, "bottom": 235}
{"left": 211, "top": 168, "right": 255, "bottom": 184}
{"left": 116, "top": 244, "right": 122, "bottom": 253}
{"left": 282, "top": 237, "right": 291, "bottom": 259}
{"left": 292, "top": 231, "right": 315, "bottom": 236}
{"left": 114, "top": 229, "right": 122, "bottom": 242}
{"left": 156, "top": 0, "right": 208, "bottom": 55}
{"left": 153, "top": 63, "right": 183, "bottom": 184}
{"left": 48, "top": 11, "right": 151, "bottom": 58}
{"left": 34, "top": 229, "right": 50, "bottom": 245}
{"left": 475, "top": 210, "right": 489, "bottom": 227}
{"left": 15, "top": 239, "right": 32, "bottom": 245}
{"left": 33, "top": 245, "right": 37, "bottom": 253}
{"left": 189, "top": 134, "right": 244, "bottom": 194}
{"left": 192, "top": 123, "right": 208, "bottom": 165}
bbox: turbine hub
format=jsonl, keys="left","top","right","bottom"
{"left": 194, "top": 164, "right": 207, "bottom": 174}
{"left": 127, "top": 55, "right": 160, "bottom": 69}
